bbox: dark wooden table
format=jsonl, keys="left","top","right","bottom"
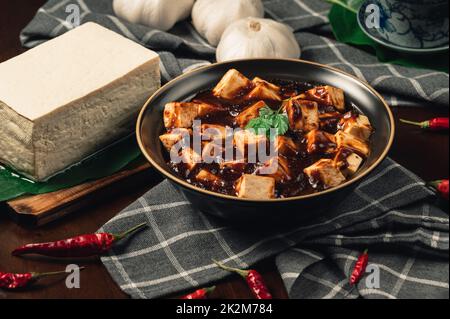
{"left": 0, "top": 0, "right": 448, "bottom": 299}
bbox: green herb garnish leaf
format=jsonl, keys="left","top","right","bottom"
{"left": 246, "top": 105, "right": 289, "bottom": 138}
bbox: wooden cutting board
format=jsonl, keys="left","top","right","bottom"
{"left": 5, "top": 163, "right": 152, "bottom": 227}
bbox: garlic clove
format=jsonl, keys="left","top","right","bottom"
{"left": 113, "top": 0, "right": 195, "bottom": 31}
{"left": 113, "top": 0, "right": 144, "bottom": 25}
{"left": 216, "top": 18, "right": 301, "bottom": 62}
{"left": 192, "top": 0, "right": 265, "bottom": 46}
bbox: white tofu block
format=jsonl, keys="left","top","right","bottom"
{"left": 235, "top": 174, "right": 276, "bottom": 199}
{"left": 285, "top": 99, "right": 320, "bottom": 132}
{"left": 164, "top": 102, "right": 199, "bottom": 129}
{"left": 236, "top": 101, "right": 267, "bottom": 128}
{"left": 213, "top": 69, "right": 252, "bottom": 100}
{"left": 305, "top": 86, "right": 345, "bottom": 111}
{"left": 159, "top": 128, "right": 191, "bottom": 152}
{"left": 335, "top": 131, "right": 370, "bottom": 157}
{"left": 246, "top": 77, "right": 282, "bottom": 101}
{"left": 0, "top": 22, "right": 160, "bottom": 181}
{"left": 304, "top": 159, "right": 346, "bottom": 189}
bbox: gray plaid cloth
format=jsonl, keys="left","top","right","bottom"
{"left": 96, "top": 158, "right": 449, "bottom": 299}
{"left": 21, "top": 0, "right": 449, "bottom": 299}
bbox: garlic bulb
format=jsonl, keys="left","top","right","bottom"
{"left": 113, "top": 0, "right": 195, "bottom": 31}
{"left": 216, "top": 18, "right": 301, "bottom": 62}
{"left": 192, "top": 0, "right": 265, "bottom": 46}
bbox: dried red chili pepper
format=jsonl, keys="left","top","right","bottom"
{"left": 0, "top": 268, "right": 82, "bottom": 290}
{"left": 12, "top": 223, "right": 147, "bottom": 258}
{"left": 213, "top": 260, "right": 272, "bottom": 299}
{"left": 349, "top": 249, "right": 369, "bottom": 286}
{"left": 181, "top": 286, "right": 215, "bottom": 299}
{"left": 400, "top": 118, "right": 449, "bottom": 131}
{"left": 430, "top": 180, "right": 449, "bottom": 200}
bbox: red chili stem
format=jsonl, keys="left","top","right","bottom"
{"left": 400, "top": 119, "right": 429, "bottom": 129}
{"left": 212, "top": 260, "right": 249, "bottom": 277}
{"left": 113, "top": 222, "right": 148, "bottom": 241}
{"left": 181, "top": 286, "right": 215, "bottom": 299}
{"left": 32, "top": 267, "right": 86, "bottom": 280}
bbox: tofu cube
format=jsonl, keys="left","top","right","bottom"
{"left": 201, "top": 124, "right": 227, "bottom": 141}
{"left": 180, "top": 147, "right": 201, "bottom": 171}
{"left": 253, "top": 77, "right": 280, "bottom": 89}
{"left": 196, "top": 170, "right": 221, "bottom": 185}
{"left": 219, "top": 159, "right": 246, "bottom": 171}
{"left": 164, "top": 102, "right": 199, "bottom": 129}
{"left": 299, "top": 100, "right": 320, "bottom": 132}
{"left": 335, "top": 131, "right": 370, "bottom": 157}
{"left": 197, "top": 103, "right": 227, "bottom": 117}
{"left": 213, "top": 69, "right": 252, "bottom": 100}
{"left": 340, "top": 113, "right": 373, "bottom": 141}
{"left": 235, "top": 174, "right": 276, "bottom": 199}
{"left": 202, "top": 140, "right": 223, "bottom": 163}
{"left": 274, "top": 136, "right": 299, "bottom": 156}
{"left": 304, "top": 159, "right": 346, "bottom": 189}
{"left": 256, "top": 156, "right": 292, "bottom": 183}
{"left": 284, "top": 99, "right": 300, "bottom": 131}
{"left": 285, "top": 99, "right": 319, "bottom": 132}
{"left": 345, "top": 153, "right": 364, "bottom": 176}
{"left": 159, "top": 128, "right": 191, "bottom": 152}
{"left": 246, "top": 77, "right": 282, "bottom": 101}
{"left": 233, "top": 129, "right": 267, "bottom": 159}
{"left": 236, "top": 101, "right": 267, "bottom": 128}
{"left": 319, "top": 112, "right": 342, "bottom": 120}
{"left": 319, "top": 112, "right": 342, "bottom": 131}
{"left": 306, "top": 130, "right": 337, "bottom": 154}
{"left": 305, "top": 86, "right": 345, "bottom": 111}
{"left": 356, "top": 114, "right": 371, "bottom": 127}
{"left": 333, "top": 149, "right": 364, "bottom": 177}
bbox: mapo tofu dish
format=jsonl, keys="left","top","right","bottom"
{"left": 160, "top": 69, "right": 374, "bottom": 200}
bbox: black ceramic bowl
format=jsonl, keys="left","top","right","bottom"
{"left": 137, "top": 59, "right": 395, "bottom": 221}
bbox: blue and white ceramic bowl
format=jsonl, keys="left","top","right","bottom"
{"left": 359, "top": 0, "right": 449, "bottom": 51}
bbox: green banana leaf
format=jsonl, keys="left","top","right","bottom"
{"left": 0, "top": 134, "right": 143, "bottom": 202}
{"left": 327, "top": 0, "right": 449, "bottom": 73}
